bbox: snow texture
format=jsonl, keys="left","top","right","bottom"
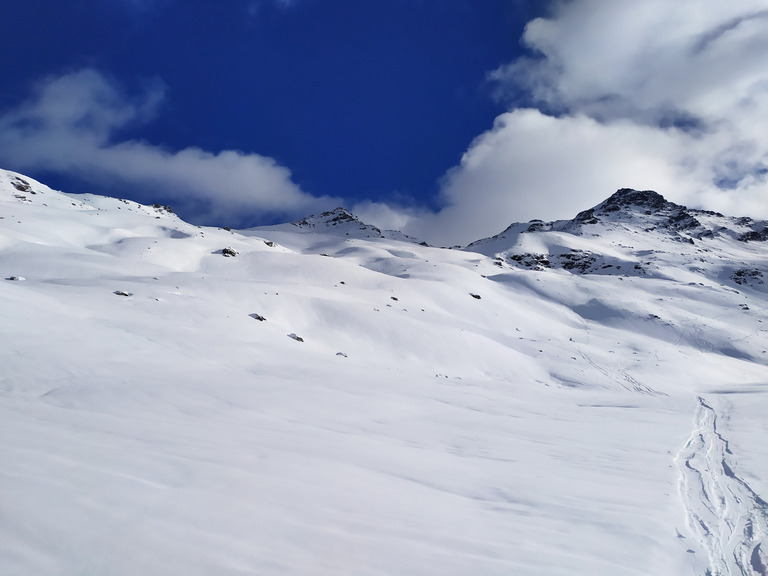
{"left": 1, "top": 170, "right": 767, "bottom": 575}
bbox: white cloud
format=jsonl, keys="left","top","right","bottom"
{"left": 412, "top": 110, "right": 698, "bottom": 246}
{"left": 420, "top": 0, "right": 768, "bottom": 245}
{"left": 0, "top": 69, "right": 336, "bottom": 224}
{"left": 495, "top": 1, "right": 768, "bottom": 123}
{"left": 351, "top": 200, "right": 428, "bottom": 237}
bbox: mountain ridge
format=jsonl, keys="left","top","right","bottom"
{"left": 464, "top": 187, "right": 768, "bottom": 292}
{"left": 5, "top": 168, "right": 764, "bottom": 249}
{"left": 470, "top": 187, "right": 768, "bottom": 247}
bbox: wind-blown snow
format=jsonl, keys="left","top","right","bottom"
{"left": 1, "top": 172, "right": 766, "bottom": 575}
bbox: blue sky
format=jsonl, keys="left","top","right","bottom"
{"left": 1, "top": 1, "right": 767, "bottom": 244}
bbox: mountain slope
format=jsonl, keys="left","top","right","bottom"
{"left": 1, "top": 171, "right": 767, "bottom": 576}
{"left": 468, "top": 188, "right": 768, "bottom": 285}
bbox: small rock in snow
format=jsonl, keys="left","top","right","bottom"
{"left": 249, "top": 313, "right": 267, "bottom": 321}
{"left": 5, "top": 276, "right": 25, "bottom": 281}
{"left": 221, "top": 247, "right": 238, "bottom": 257}
{"left": 114, "top": 290, "right": 133, "bottom": 297}
{"left": 287, "top": 333, "right": 304, "bottom": 342}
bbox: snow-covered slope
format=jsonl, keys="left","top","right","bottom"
{"left": 1, "top": 171, "right": 766, "bottom": 576}
{"left": 469, "top": 188, "right": 768, "bottom": 284}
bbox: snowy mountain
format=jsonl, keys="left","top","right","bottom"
{"left": 1, "top": 170, "right": 767, "bottom": 576}
{"left": 469, "top": 188, "right": 768, "bottom": 287}
{"left": 285, "top": 206, "right": 422, "bottom": 243}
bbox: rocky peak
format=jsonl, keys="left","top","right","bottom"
{"left": 574, "top": 189, "right": 678, "bottom": 223}
{"left": 600, "top": 189, "right": 671, "bottom": 213}
{"left": 569, "top": 188, "right": 711, "bottom": 238}
{"left": 290, "top": 207, "right": 395, "bottom": 240}
{"left": 321, "top": 207, "right": 359, "bottom": 225}
{"left": 289, "top": 206, "right": 424, "bottom": 243}
{"left": 293, "top": 207, "right": 371, "bottom": 230}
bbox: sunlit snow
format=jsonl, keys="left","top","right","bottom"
{"left": 1, "top": 171, "right": 766, "bottom": 575}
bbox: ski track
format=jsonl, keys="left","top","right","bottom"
{"left": 576, "top": 349, "right": 664, "bottom": 396}
{"left": 676, "top": 397, "right": 768, "bottom": 575}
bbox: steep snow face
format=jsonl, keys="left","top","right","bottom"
{"left": 2, "top": 172, "right": 767, "bottom": 576}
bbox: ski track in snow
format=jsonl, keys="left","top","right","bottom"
{"left": 676, "top": 397, "right": 768, "bottom": 576}
{"left": 576, "top": 349, "right": 665, "bottom": 396}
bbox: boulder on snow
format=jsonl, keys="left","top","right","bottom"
{"left": 249, "top": 313, "right": 267, "bottom": 321}
{"left": 152, "top": 203, "right": 174, "bottom": 214}
{"left": 221, "top": 247, "right": 238, "bottom": 257}
{"left": 114, "top": 290, "right": 133, "bottom": 297}
{"left": 5, "top": 276, "right": 25, "bottom": 281}
{"left": 287, "top": 333, "right": 304, "bottom": 342}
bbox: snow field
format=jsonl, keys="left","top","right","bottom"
{"left": 2, "top": 170, "right": 767, "bottom": 575}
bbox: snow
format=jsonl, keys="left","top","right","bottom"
{"left": 1, "top": 170, "right": 767, "bottom": 575}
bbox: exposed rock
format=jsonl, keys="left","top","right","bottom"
{"left": 152, "top": 203, "right": 174, "bottom": 214}
{"left": 526, "top": 219, "right": 548, "bottom": 233}
{"left": 221, "top": 247, "right": 238, "bottom": 257}
{"left": 11, "top": 177, "right": 32, "bottom": 193}
{"left": 732, "top": 268, "right": 764, "bottom": 286}
{"left": 738, "top": 227, "right": 768, "bottom": 242}
{"left": 574, "top": 208, "right": 599, "bottom": 225}
{"left": 295, "top": 207, "right": 368, "bottom": 229}
{"left": 507, "top": 253, "right": 551, "bottom": 270}
{"left": 502, "top": 250, "right": 650, "bottom": 276}
{"left": 598, "top": 189, "right": 669, "bottom": 213}
{"left": 291, "top": 207, "right": 422, "bottom": 243}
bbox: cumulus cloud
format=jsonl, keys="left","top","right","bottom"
{"left": 494, "top": 1, "right": 768, "bottom": 124}
{"left": 414, "top": 110, "right": 700, "bottom": 245}
{"left": 419, "top": 0, "right": 768, "bottom": 245}
{"left": 0, "top": 69, "right": 336, "bottom": 224}
{"left": 351, "top": 200, "right": 429, "bottom": 236}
